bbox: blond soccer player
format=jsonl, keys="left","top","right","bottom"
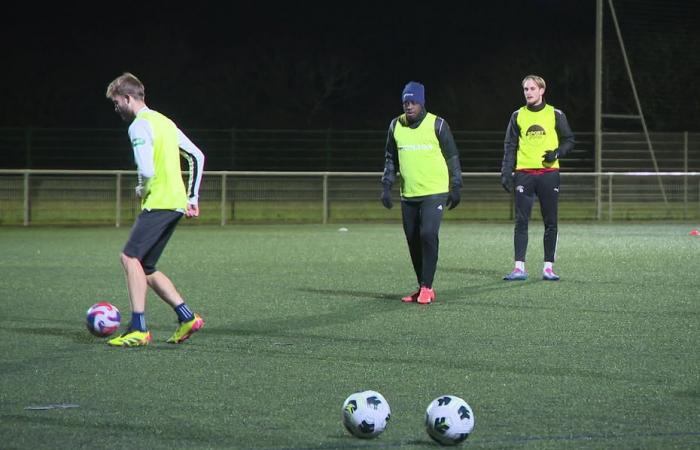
{"left": 105, "top": 72, "right": 205, "bottom": 347}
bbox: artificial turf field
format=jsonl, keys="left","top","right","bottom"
{"left": 1, "top": 223, "right": 698, "bottom": 449}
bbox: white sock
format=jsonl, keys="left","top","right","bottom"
{"left": 515, "top": 261, "right": 525, "bottom": 271}
{"left": 544, "top": 262, "right": 553, "bottom": 271}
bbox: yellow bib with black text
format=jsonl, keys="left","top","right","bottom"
{"left": 515, "top": 105, "right": 560, "bottom": 169}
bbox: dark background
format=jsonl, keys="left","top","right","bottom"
{"left": 3, "top": 0, "right": 699, "bottom": 132}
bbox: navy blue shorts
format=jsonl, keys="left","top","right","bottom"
{"left": 123, "top": 210, "right": 183, "bottom": 275}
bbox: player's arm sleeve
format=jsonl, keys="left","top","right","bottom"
{"left": 128, "top": 119, "right": 155, "bottom": 181}
{"left": 502, "top": 111, "right": 519, "bottom": 175}
{"left": 554, "top": 109, "right": 575, "bottom": 158}
{"left": 380, "top": 118, "right": 399, "bottom": 188}
{"left": 436, "top": 117, "right": 463, "bottom": 189}
{"left": 178, "top": 128, "right": 205, "bottom": 205}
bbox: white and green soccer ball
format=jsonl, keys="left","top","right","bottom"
{"left": 425, "top": 395, "right": 475, "bottom": 445}
{"left": 342, "top": 390, "right": 391, "bottom": 438}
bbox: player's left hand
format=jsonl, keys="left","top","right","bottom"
{"left": 543, "top": 150, "right": 559, "bottom": 163}
{"left": 135, "top": 184, "right": 145, "bottom": 198}
{"left": 186, "top": 203, "right": 199, "bottom": 218}
{"left": 446, "top": 188, "right": 461, "bottom": 210}
{"left": 501, "top": 173, "right": 514, "bottom": 192}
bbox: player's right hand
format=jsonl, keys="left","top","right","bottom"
{"left": 501, "top": 173, "right": 514, "bottom": 193}
{"left": 381, "top": 186, "right": 393, "bottom": 209}
{"left": 186, "top": 203, "right": 199, "bottom": 218}
{"left": 543, "top": 150, "right": 559, "bottom": 163}
{"left": 135, "top": 184, "right": 145, "bottom": 198}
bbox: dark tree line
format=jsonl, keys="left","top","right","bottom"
{"left": 3, "top": 1, "right": 698, "bottom": 132}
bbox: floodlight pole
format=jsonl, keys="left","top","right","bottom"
{"left": 595, "top": 0, "right": 603, "bottom": 220}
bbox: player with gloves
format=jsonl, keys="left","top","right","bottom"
{"left": 380, "top": 81, "right": 462, "bottom": 304}
{"left": 500, "top": 75, "right": 575, "bottom": 281}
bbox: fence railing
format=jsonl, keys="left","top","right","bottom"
{"left": 3, "top": 128, "right": 699, "bottom": 173}
{"left": 1, "top": 170, "right": 699, "bottom": 226}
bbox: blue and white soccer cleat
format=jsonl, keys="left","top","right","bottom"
{"left": 503, "top": 268, "right": 528, "bottom": 281}
{"left": 542, "top": 268, "right": 560, "bottom": 281}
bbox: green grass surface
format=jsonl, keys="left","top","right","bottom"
{"left": 1, "top": 223, "right": 699, "bottom": 449}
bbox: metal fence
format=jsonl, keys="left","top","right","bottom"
{"left": 1, "top": 170, "right": 698, "bottom": 226}
{"left": 3, "top": 128, "right": 699, "bottom": 173}
{"left": 3, "top": 128, "right": 697, "bottom": 225}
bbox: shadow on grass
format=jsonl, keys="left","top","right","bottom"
{"left": 186, "top": 326, "right": 638, "bottom": 383}
{"left": 198, "top": 287, "right": 406, "bottom": 336}
{"left": 444, "top": 281, "right": 700, "bottom": 318}
{"left": 443, "top": 265, "right": 627, "bottom": 286}
{"left": 441, "top": 266, "right": 504, "bottom": 277}
{"left": 10, "top": 326, "right": 94, "bottom": 344}
{"left": 673, "top": 387, "right": 700, "bottom": 399}
{"left": 7, "top": 325, "right": 197, "bottom": 351}
{"left": 202, "top": 303, "right": 401, "bottom": 342}
{"left": 297, "top": 287, "right": 398, "bottom": 301}
{"left": 201, "top": 326, "right": 386, "bottom": 349}
{"left": 236, "top": 342, "right": 632, "bottom": 382}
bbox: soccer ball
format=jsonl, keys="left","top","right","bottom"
{"left": 342, "top": 390, "right": 391, "bottom": 438}
{"left": 86, "top": 302, "right": 121, "bottom": 337}
{"left": 425, "top": 395, "right": 475, "bottom": 445}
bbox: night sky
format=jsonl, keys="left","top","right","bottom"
{"left": 3, "top": 1, "right": 698, "bottom": 131}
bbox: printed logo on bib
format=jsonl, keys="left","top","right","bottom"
{"left": 525, "top": 124, "right": 546, "bottom": 140}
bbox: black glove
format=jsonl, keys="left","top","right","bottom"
{"left": 501, "top": 173, "right": 514, "bottom": 193}
{"left": 380, "top": 185, "right": 393, "bottom": 209}
{"left": 446, "top": 188, "right": 460, "bottom": 210}
{"left": 543, "top": 150, "right": 559, "bottom": 163}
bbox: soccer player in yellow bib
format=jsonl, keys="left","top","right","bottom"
{"left": 105, "top": 73, "right": 206, "bottom": 347}
{"left": 501, "top": 75, "right": 575, "bottom": 281}
{"left": 381, "top": 81, "right": 463, "bottom": 304}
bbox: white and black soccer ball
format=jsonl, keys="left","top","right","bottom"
{"left": 342, "top": 390, "right": 391, "bottom": 438}
{"left": 86, "top": 302, "right": 121, "bottom": 337}
{"left": 425, "top": 395, "right": 475, "bottom": 445}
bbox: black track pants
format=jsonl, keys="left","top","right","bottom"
{"left": 513, "top": 171, "right": 559, "bottom": 262}
{"left": 401, "top": 194, "right": 447, "bottom": 288}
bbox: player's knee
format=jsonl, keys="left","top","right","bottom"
{"left": 420, "top": 229, "right": 438, "bottom": 243}
{"left": 119, "top": 252, "right": 133, "bottom": 267}
{"left": 120, "top": 252, "right": 151, "bottom": 274}
{"left": 515, "top": 211, "right": 531, "bottom": 223}
{"left": 515, "top": 219, "right": 529, "bottom": 231}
